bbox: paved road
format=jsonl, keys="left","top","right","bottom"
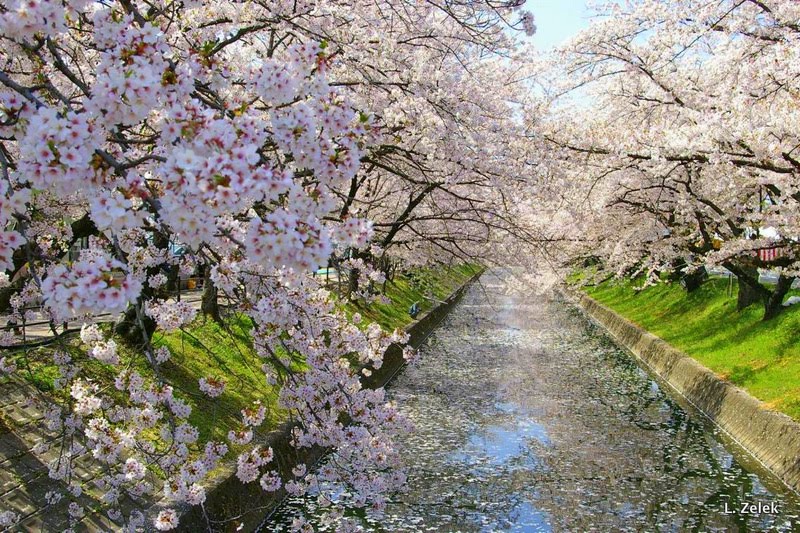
{"left": 2, "top": 268, "right": 341, "bottom": 342}
{"left": 1, "top": 291, "right": 207, "bottom": 342}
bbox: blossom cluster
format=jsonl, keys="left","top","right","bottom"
{"left": 41, "top": 253, "right": 142, "bottom": 321}
{"left": 145, "top": 300, "right": 197, "bottom": 332}
{"left": 18, "top": 108, "right": 103, "bottom": 196}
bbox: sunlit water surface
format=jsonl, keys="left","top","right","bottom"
{"left": 264, "top": 273, "right": 800, "bottom": 532}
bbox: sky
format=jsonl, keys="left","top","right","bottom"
{"left": 525, "top": 0, "right": 594, "bottom": 51}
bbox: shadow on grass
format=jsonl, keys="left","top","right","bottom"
{"left": 727, "top": 364, "right": 769, "bottom": 387}
{"left": 160, "top": 353, "right": 282, "bottom": 443}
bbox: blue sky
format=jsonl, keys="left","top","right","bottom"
{"left": 525, "top": 0, "right": 594, "bottom": 51}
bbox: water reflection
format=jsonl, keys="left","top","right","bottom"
{"left": 265, "top": 273, "right": 800, "bottom": 531}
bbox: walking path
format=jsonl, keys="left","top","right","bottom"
{"left": 2, "top": 266, "right": 340, "bottom": 342}
{"left": 1, "top": 291, "right": 207, "bottom": 343}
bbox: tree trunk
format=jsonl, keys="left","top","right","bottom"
{"left": 347, "top": 267, "right": 359, "bottom": 297}
{"left": 0, "top": 279, "right": 24, "bottom": 313}
{"left": 201, "top": 267, "right": 222, "bottom": 324}
{"left": 115, "top": 304, "right": 156, "bottom": 346}
{"left": 346, "top": 249, "right": 373, "bottom": 297}
{"left": 736, "top": 266, "right": 763, "bottom": 311}
{"left": 168, "top": 263, "right": 179, "bottom": 297}
{"left": 667, "top": 259, "right": 706, "bottom": 293}
{"left": 723, "top": 261, "right": 793, "bottom": 320}
{"left": 115, "top": 231, "right": 168, "bottom": 345}
{"left": 763, "top": 274, "right": 793, "bottom": 321}
{"left": 681, "top": 266, "right": 707, "bottom": 293}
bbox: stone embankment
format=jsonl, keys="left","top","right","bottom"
{"left": 570, "top": 290, "right": 800, "bottom": 493}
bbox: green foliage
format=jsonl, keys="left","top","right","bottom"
{"left": 584, "top": 277, "right": 800, "bottom": 420}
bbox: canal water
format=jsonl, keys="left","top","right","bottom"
{"left": 265, "top": 273, "right": 800, "bottom": 531}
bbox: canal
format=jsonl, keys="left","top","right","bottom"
{"left": 265, "top": 273, "right": 800, "bottom": 531}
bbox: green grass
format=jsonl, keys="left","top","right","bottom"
{"left": 8, "top": 263, "right": 481, "bottom": 444}
{"left": 153, "top": 315, "right": 285, "bottom": 443}
{"left": 349, "top": 263, "right": 481, "bottom": 331}
{"left": 581, "top": 276, "right": 800, "bottom": 420}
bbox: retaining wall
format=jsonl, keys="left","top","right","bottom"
{"left": 570, "top": 290, "right": 800, "bottom": 493}
{"left": 178, "top": 270, "right": 483, "bottom": 532}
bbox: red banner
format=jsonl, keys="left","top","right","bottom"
{"left": 758, "top": 248, "right": 783, "bottom": 262}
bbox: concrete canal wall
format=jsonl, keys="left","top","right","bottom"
{"left": 177, "top": 270, "right": 484, "bottom": 531}
{"left": 570, "top": 290, "right": 800, "bottom": 493}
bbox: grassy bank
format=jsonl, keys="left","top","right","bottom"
{"left": 579, "top": 276, "right": 800, "bottom": 420}
{"left": 9, "top": 263, "right": 481, "bottom": 442}
{"left": 349, "top": 262, "right": 480, "bottom": 330}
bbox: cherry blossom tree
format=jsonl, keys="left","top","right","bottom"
{"left": 303, "top": 3, "right": 544, "bottom": 297}
{"left": 533, "top": 0, "right": 800, "bottom": 320}
{"left": 0, "top": 0, "right": 537, "bottom": 529}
